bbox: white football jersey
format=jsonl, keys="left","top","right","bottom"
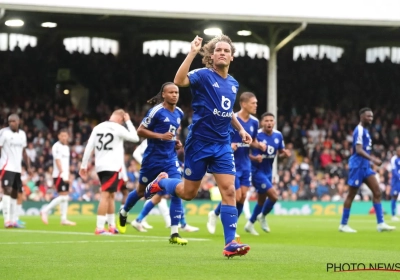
{"left": 52, "top": 141, "right": 70, "bottom": 180}
{"left": 81, "top": 120, "right": 139, "bottom": 173}
{"left": 132, "top": 139, "right": 148, "bottom": 165}
{"left": 0, "top": 127, "right": 27, "bottom": 173}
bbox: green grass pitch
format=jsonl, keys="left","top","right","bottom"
{"left": 1, "top": 214, "right": 399, "bottom": 280}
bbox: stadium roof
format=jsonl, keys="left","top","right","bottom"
{"left": 2, "top": 0, "right": 400, "bottom": 26}
{"left": 0, "top": 0, "right": 400, "bottom": 48}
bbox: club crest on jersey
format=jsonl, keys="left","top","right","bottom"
{"left": 185, "top": 168, "right": 192, "bottom": 176}
{"left": 142, "top": 177, "right": 148, "bottom": 183}
{"left": 250, "top": 126, "right": 254, "bottom": 132}
{"left": 231, "top": 86, "right": 237, "bottom": 93}
{"left": 144, "top": 117, "right": 151, "bottom": 125}
{"left": 261, "top": 183, "right": 267, "bottom": 189}
{"left": 274, "top": 138, "right": 279, "bottom": 144}
{"left": 177, "top": 118, "right": 181, "bottom": 124}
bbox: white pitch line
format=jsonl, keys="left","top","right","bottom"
{"left": 0, "top": 229, "right": 210, "bottom": 241}
{"left": 0, "top": 240, "right": 165, "bottom": 245}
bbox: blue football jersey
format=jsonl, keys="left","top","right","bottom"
{"left": 231, "top": 114, "right": 259, "bottom": 172}
{"left": 348, "top": 125, "right": 372, "bottom": 169}
{"left": 141, "top": 104, "right": 183, "bottom": 162}
{"left": 391, "top": 155, "right": 400, "bottom": 183}
{"left": 251, "top": 129, "right": 284, "bottom": 174}
{"left": 187, "top": 68, "right": 239, "bottom": 144}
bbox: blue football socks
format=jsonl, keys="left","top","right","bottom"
{"left": 220, "top": 205, "right": 238, "bottom": 245}
{"left": 214, "top": 202, "right": 222, "bottom": 216}
{"left": 373, "top": 203, "right": 384, "bottom": 224}
{"left": 249, "top": 203, "right": 262, "bottom": 224}
{"left": 136, "top": 201, "right": 155, "bottom": 222}
{"left": 261, "top": 199, "right": 276, "bottom": 216}
{"left": 159, "top": 178, "right": 182, "bottom": 196}
{"left": 123, "top": 190, "right": 141, "bottom": 212}
{"left": 340, "top": 208, "right": 351, "bottom": 225}
{"left": 170, "top": 196, "right": 183, "bottom": 227}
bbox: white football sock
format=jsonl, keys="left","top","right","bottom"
{"left": 171, "top": 225, "right": 178, "bottom": 235}
{"left": 11, "top": 198, "right": 17, "bottom": 223}
{"left": 42, "top": 195, "right": 64, "bottom": 213}
{"left": 60, "top": 196, "right": 69, "bottom": 221}
{"left": 96, "top": 215, "right": 107, "bottom": 230}
{"left": 17, "top": 204, "right": 23, "bottom": 218}
{"left": 2, "top": 195, "right": 11, "bottom": 224}
{"left": 106, "top": 214, "right": 115, "bottom": 227}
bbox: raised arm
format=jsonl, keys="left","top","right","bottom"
{"left": 174, "top": 36, "right": 203, "bottom": 87}
{"left": 119, "top": 113, "right": 139, "bottom": 143}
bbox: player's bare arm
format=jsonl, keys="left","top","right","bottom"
{"left": 231, "top": 114, "right": 252, "bottom": 144}
{"left": 174, "top": 36, "right": 203, "bottom": 87}
{"left": 119, "top": 114, "right": 140, "bottom": 143}
{"left": 22, "top": 148, "right": 31, "bottom": 171}
{"left": 278, "top": 149, "right": 291, "bottom": 158}
{"left": 175, "top": 140, "right": 183, "bottom": 150}
{"left": 231, "top": 143, "right": 238, "bottom": 151}
{"left": 80, "top": 133, "right": 95, "bottom": 180}
{"left": 355, "top": 144, "right": 382, "bottom": 165}
{"left": 251, "top": 139, "right": 266, "bottom": 152}
{"left": 249, "top": 154, "right": 263, "bottom": 163}
{"left": 137, "top": 124, "right": 174, "bottom": 141}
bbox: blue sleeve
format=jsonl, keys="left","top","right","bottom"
{"left": 252, "top": 121, "right": 258, "bottom": 140}
{"left": 279, "top": 134, "right": 285, "bottom": 150}
{"left": 187, "top": 68, "right": 203, "bottom": 90}
{"left": 141, "top": 107, "right": 159, "bottom": 130}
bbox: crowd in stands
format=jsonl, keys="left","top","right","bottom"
{"left": 1, "top": 42, "right": 400, "bottom": 203}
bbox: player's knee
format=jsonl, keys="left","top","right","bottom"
{"left": 221, "top": 186, "right": 235, "bottom": 200}
{"left": 237, "top": 193, "right": 246, "bottom": 203}
{"left": 270, "top": 194, "right": 278, "bottom": 202}
{"left": 11, "top": 189, "right": 18, "bottom": 199}
{"left": 373, "top": 189, "right": 381, "bottom": 200}
{"left": 136, "top": 188, "right": 145, "bottom": 197}
{"left": 181, "top": 190, "right": 197, "bottom": 201}
{"left": 2, "top": 186, "right": 12, "bottom": 196}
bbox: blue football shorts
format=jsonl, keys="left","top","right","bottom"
{"left": 251, "top": 170, "right": 273, "bottom": 194}
{"left": 183, "top": 138, "right": 235, "bottom": 181}
{"left": 347, "top": 167, "right": 376, "bottom": 187}
{"left": 235, "top": 169, "right": 251, "bottom": 190}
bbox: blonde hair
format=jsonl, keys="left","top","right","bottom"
{"left": 112, "top": 109, "right": 125, "bottom": 118}
{"left": 200, "top": 34, "right": 236, "bottom": 68}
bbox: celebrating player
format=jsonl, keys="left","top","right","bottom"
{"left": 339, "top": 108, "right": 395, "bottom": 232}
{"left": 40, "top": 129, "right": 75, "bottom": 225}
{"left": 207, "top": 92, "right": 264, "bottom": 236}
{"left": 80, "top": 109, "right": 139, "bottom": 235}
{"left": 0, "top": 114, "right": 30, "bottom": 228}
{"left": 244, "top": 112, "right": 290, "bottom": 235}
{"left": 117, "top": 82, "right": 191, "bottom": 245}
{"left": 144, "top": 35, "right": 252, "bottom": 258}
